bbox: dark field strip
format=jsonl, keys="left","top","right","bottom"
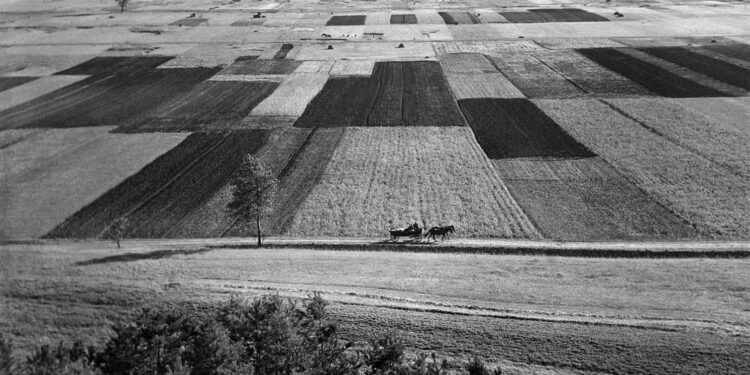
{"left": 438, "top": 12, "right": 480, "bottom": 25}
{"left": 459, "top": 98, "right": 594, "bottom": 159}
{"left": 273, "top": 43, "right": 294, "bottom": 59}
{"left": 326, "top": 15, "right": 366, "bottom": 26}
{"left": 220, "top": 58, "right": 301, "bottom": 75}
{"left": 334, "top": 305, "right": 750, "bottom": 375}
{"left": 127, "top": 131, "right": 267, "bottom": 238}
{"left": 0, "top": 67, "right": 220, "bottom": 129}
{"left": 118, "top": 80, "right": 279, "bottom": 132}
{"left": 528, "top": 8, "right": 609, "bottom": 22}
{"left": 578, "top": 48, "right": 730, "bottom": 97}
{"left": 169, "top": 17, "right": 208, "bottom": 26}
{"left": 0, "top": 76, "right": 37, "bottom": 92}
{"left": 701, "top": 43, "right": 750, "bottom": 62}
{"left": 54, "top": 56, "right": 173, "bottom": 76}
{"left": 47, "top": 131, "right": 268, "bottom": 239}
{"left": 295, "top": 61, "right": 464, "bottom": 127}
{"left": 46, "top": 133, "right": 224, "bottom": 239}
{"left": 639, "top": 46, "right": 750, "bottom": 90}
{"left": 390, "top": 14, "right": 418, "bottom": 24}
{"left": 498, "top": 11, "right": 546, "bottom": 23}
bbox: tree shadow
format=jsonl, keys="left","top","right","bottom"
{"left": 76, "top": 248, "right": 212, "bottom": 266}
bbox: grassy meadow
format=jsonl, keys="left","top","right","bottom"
{"left": 2, "top": 244, "right": 749, "bottom": 373}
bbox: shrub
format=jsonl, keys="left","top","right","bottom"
{"left": 4, "top": 294, "right": 501, "bottom": 375}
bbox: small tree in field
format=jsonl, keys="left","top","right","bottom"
{"left": 229, "top": 155, "right": 278, "bottom": 247}
{"left": 107, "top": 217, "right": 129, "bottom": 249}
{"left": 115, "top": 0, "right": 128, "bottom": 12}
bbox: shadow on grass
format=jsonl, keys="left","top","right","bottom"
{"left": 76, "top": 248, "right": 212, "bottom": 266}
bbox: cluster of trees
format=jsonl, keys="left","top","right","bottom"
{"left": 1, "top": 294, "right": 501, "bottom": 375}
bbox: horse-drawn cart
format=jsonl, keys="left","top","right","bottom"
{"left": 389, "top": 223, "right": 422, "bottom": 241}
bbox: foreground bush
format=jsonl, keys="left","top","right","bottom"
{"left": 1, "top": 294, "right": 501, "bottom": 375}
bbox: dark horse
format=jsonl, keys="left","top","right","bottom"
{"left": 424, "top": 225, "right": 455, "bottom": 242}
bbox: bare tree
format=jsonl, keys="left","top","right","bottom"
{"left": 115, "top": 0, "right": 128, "bottom": 12}
{"left": 107, "top": 217, "right": 129, "bottom": 249}
{"left": 229, "top": 155, "right": 278, "bottom": 247}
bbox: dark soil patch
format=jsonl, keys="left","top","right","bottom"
{"left": 390, "top": 14, "right": 418, "bottom": 24}
{"left": 0, "top": 67, "right": 220, "bottom": 129}
{"left": 168, "top": 18, "right": 208, "bottom": 27}
{"left": 528, "top": 8, "right": 609, "bottom": 22}
{"left": 231, "top": 19, "right": 265, "bottom": 26}
{"left": 504, "top": 176, "right": 700, "bottom": 241}
{"left": 0, "top": 76, "right": 37, "bottom": 92}
{"left": 497, "top": 11, "right": 546, "bottom": 23}
{"left": 326, "top": 15, "right": 366, "bottom": 26}
{"left": 54, "top": 56, "right": 173, "bottom": 76}
{"left": 273, "top": 44, "right": 294, "bottom": 59}
{"left": 220, "top": 58, "right": 301, "bottom": 75}
{"left": 459, "top": 98, "right": 594, "bottom": 159}
{"left": 295, "top": 61, "right": 464, "bottom": 127}
{"left": 438, "top": 12, "right": 480, "bottom": 25}
{"left": 46, "top": 130, "right": 268, "bottom": 239}
{"left": 700, "top": 43, "right": 750, "bottom": 62}
{"left": 577, "top": 48, "right": 730, "bottom": 97}
{"left": 639, "top": 46, "right": 750, "bottom": 90}
{"left": 118, "top": 80, "right": 279, "bottom": 132}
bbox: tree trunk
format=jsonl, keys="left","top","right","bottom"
{"left": 256, "top": 215, "right": 262, "bottom": 247}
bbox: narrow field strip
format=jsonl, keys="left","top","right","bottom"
{"left": 487, "top": 53, "right": 585, "bottom": 98}
{"left": 0, "top": 77, "right": 38, "bottom": 92}
{"left": 273, "top": 43, "right": 294, "bottom": 59}
{"left": 295, "top": 61, "right": 464, "bottom": 127}
{"left": 700, "top": 42, "right": 750, "bottom": 62}
{"left": 47, "top": 131, "right": 268, "bottom": 239}
{"left": 118, "top": 80, "right": 279, "bottom": 132}
{"left": 1, "top": 127, "right": 187, "bottom": 240}
{"left": 0, "top": 67, "right": 220, "bottom": 129}
{"left": 667, "top": 97, "right": 749, "bottom": 132}
{"left": 250, "top": 73, "right": 329, "bottom": 117}
{"left": 220, "top": 58, "right": 302, "bottom": 75}
{"left": 0, "top": 129, "right": 48, "bottom": 151}
{"left": 602, "top": 97, "right": 750, "bottom": 178}
{"left": 438, "top": 12, "right": 480, "bottom": 25}
{"left": 535, "top": 98, "right": 750, "bottom": 238}
{"left": 329, "top": 60, "right": 375, "bottom": 76}
{"left": 326, "top": 15, "right": 366, "bottom": 26}
{"left": 498, "top": 12, "right": 546, "bottom": 24}
{"left": 286, "top": 127, "right": 540, "bottom": 239}
{"left": 638, "top": 46, "right": 750, "bottom": 90}
{"left": 438, "top": 53, "right": 497, "bottom": 73}
{"left": 577, "top": 48, "right": 730, "bottom": 97}
{"left": 390, "top": 14, "right": 418, "bottom": 24}
{"left": 0, "top": 75, "right": 88, "bottom": 112}
{"left": 528, "top": 8, "right": 609, "bottom": 22}
{"left": 531, "top": 50, "right": 651, "bottom": 97}
{"left": 433, "top": 40, "right": 545, "bottom": 55}
{"left": 445, "top": 73, "right": 524, "bottom": 99}
{"left": 459, "top": 98, "right": 594, "bottom": 159}
{"left": 55, "top": 56, "right": 173, "bottom": 76}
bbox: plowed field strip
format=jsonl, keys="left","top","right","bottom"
{"left": 445, "top": 73, "right": 525, "bottom": 99}
{"left": 286, "top": 127, "right": 539, "bottom": 238}
{"left": 118, "top": 80, "right": 279, "bottom": 132}
{"left": 459, "top": 98, "right": 594, "bottom": 159}
{"left": 577, "top": 48, "right": 729, "bottom": 97}
{"left": 224, "top": 127, "right": 345, "bottom": 237}
{"left": 535, "top": 98, "right": 749, "bottom": 238}
{"left": 0, "top": 75, "right": 89, "bottom": 112}
{"left": 130, "top": 131, "right": 268, "bottom": 238}
{"left": 390, "top": 14, "right": 418, "bottom": 24}
{"left": 46, "top": 133, "right": 224, "bottom": 239}
{"left": 498, "top": 12, "right": 546, "bottom": 23}
{"left": 638, "top": 47, "right": 750, "bottom": 90}
{"left": 438, "top": 12, "right": 480, "bottom": 25}
{"left": 273, "top": 44, "right": 294, "bottom": 59}
{"left": 701, "top": 43, "right": 750, "bottom": 62}
{"left": 250, "top": 73, "right": 329, "bottom": 117}
{"left": 54, "top": 56, "right": 173, "bottom": 76}
{"left": 439, "top": 53, "right": 497, "bottom": 74}
{"left": 295, "top": 61, "right": 463, "bottom": 127}
{"left": 528, "top": 9, "right": 609, "bottom": 22}
{"left": 326, "top": 15, "right": 366, "bottom": 26}
{"left": 0, "top": 77, "right": 37, "bottom": 93}
{"left": 531, "top": 50, "right": 651, "bottom": 96}
{"left": 0, "top": 67, "right": 220, "bottom": 129}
